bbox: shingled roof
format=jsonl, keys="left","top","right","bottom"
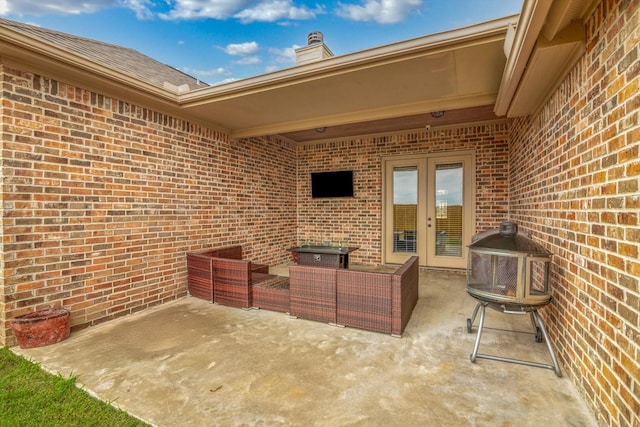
{"left": 0, "top": 18, "right": 208, "bottom": 91}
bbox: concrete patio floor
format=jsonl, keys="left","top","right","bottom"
{"left": 12, "top": 268, "right": 598, "bottom": 427}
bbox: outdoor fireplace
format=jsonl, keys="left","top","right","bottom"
{"left": 465, "top": 222, "right": 562, "bottom": 376}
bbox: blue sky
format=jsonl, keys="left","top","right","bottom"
{"left": 2, "top": 0, "right": 523, "bottom": 85}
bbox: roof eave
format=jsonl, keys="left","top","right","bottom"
{"left": 495, "top": 0, "right": 596, "bottom": 117}
{"left": 0, "top": 26, "right": 196, "bottom": 119}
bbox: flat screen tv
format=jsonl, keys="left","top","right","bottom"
{"left": 311, "top": 170, "right": 354, "bottom": 198}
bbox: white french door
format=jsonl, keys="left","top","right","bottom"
{"left": 383, "top": 152, "right": 475, "bottom": 269}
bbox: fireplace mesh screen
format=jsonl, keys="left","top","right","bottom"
{"left": 469, "top": 253, "right": 519, "bottom": 298}
{"left": 465, "top": 225, "right": 552, "bottom": 306}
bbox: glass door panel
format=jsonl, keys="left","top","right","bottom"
{"left": 427, "top": 155, "right": 473, "bottom": 269}
{"left": 384, "top": 158, "right": 426, "bottom": 265}
{"left": 393, "top": 167, "right": 417, "bottom": 254}
{"left": 434, "top": 163, "right": 463, "bottom": 257}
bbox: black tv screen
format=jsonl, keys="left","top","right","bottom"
{"left": 311, "top": 170, "right": 354, "bottom": 198}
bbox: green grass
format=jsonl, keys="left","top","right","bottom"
{"left": 0, "top": 347, "right": 149, "bottom": 427}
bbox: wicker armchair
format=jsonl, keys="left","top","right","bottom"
{"left": 336, "top": 256, "right": 419, "bottom": 336}
{"left": 186, "top": 245, "right": 269, "bottom": 303}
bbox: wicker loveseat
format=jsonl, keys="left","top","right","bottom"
{"left": 289, "top": 256, "right": 419, "bottom": 336}
{"left": 186, "top": 245, "right": 270, "bottom": 306}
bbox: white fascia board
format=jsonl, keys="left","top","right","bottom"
{"left": 494, "top": 0, "right": 554, "bottom": 116}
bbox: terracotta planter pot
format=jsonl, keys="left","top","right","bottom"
{"left": 10, "top": 308, "right": 70, "bottom": 349}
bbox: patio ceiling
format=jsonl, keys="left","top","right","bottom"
{"left": 178, "top": 16, "right": 517, "bottom": 142}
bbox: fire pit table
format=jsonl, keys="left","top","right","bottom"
{"left": 288, "top": 245, "right": 359, "bottom": 269}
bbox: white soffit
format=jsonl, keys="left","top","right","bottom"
{"left": 508, "top": 21, "right": 585, "bottom": 117}
{"left": 179, "top": 16, "right": 516, "bottom": 139}
{"left": 495, "top": 0, "right": 593, "bottom": 117}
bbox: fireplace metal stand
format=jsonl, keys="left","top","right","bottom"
{"left": 467, "top": 300, "right": 562, "bottom": 376}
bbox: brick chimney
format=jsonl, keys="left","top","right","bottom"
{"left": 295, "top": 31, "right": 334, "bottom": 65}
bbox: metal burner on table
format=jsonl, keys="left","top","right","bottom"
{"left": 465, "top": 221, "right": 562, "bottom": 376}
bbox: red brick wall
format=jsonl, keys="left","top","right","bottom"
{"left": 509, "top": 1, "right": 639, "bottom": 425}
{"left": 0, "top": 65, "right": 296, "bottom": 346}
{"left": 296, "top": 124, "right": 510, "bottom": 265}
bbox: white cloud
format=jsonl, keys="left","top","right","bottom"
{"left": 234, "top": 0, "right": 320, "bottom": 23}
{"left": 0, "top": 0, "right": 117, "bottom": 15}
{"left": 210, "top": 76, "right": 239, "bottom": 85}
{"left": 158, "top": 0, "right": 321, "bottom": 22}
{"left": 224, "top": 41, "right": 259, "bottom": 56}
{"left": 182, "top": 66, "right": 231, "bottom": 77}
{"left": 1, "top": 0, "right": 418, "bottom": 25}
{"left": 223, "top": 41, "right": 261, "bottom": 65}
{"left": 337, "top": 0, "right": 422, "bottom": 24}
{"left": 0, "top": 0, "right": 10, "bottom": 15}
{"left": 0, "top": 0, "right": 153, "bottom": 18}
{"left": 122, "top": 0, "right": 154, "bottom": 19}
{"left": 1, "top": 0, "right": 320, "bottom": 24}
{"left": 268, "top": 45, "right": 300, "bottom": 64}
{"left": 159, "top": 0, "right": 249, "bottom": 20}
{"left": 234, "top": 55, "right": 261, "bottom": 65}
